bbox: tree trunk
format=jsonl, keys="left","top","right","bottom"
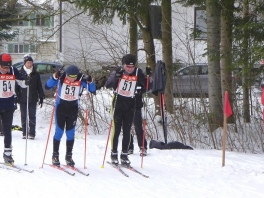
{"left": 242, "top": 0, "right": 250, "bottom": 123}
{"left": 162, "top": 0, "right": 174, "bottom": 114}
{"left": 206, "top": 0, "right": 223, "bottom": 133}
{"left": 135, "top": 6, "right": 159, "bottom": 114}
{"left": 129, "top": 16, "right": 138, "bottom": 58}
{"left": 220, "top": 0, "right": 234, "bottom": 123}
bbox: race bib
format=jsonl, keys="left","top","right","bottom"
{"left": 59, "top": 78, "right": 81, "bottom": 101}
{"left": 0, "top": 74, "right": 16, "bottom": 98}
{"left": 117, "top": 74, "right": 137, "bottom": 97}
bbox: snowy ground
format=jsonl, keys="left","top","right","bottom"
{"left": 0, "top": 104, "right": 264, "bottom": 198}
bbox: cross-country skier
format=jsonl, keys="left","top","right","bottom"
{"left": 45, "top": 65, "right": 96, "bottom": 167}
{"left": 0, "top": 53, "right": 26, "bottom": 164}
{"left": 105, "top": 54, "right": 146, "bottom": 166}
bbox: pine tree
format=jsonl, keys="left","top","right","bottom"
{"left": 0, "top": 0, "right": 19, "bottom": 41}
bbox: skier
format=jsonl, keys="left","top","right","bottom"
{"left": 45, "top": 65, "right": 96, "bottom": 166}
{"left": 105, "top": 54, "right": 146, "bottom": 166}
{"left": 16, "top": 55, "right": 45, "bottom": 139}
{"left": 0, "top": 53, "right": 26, "bottom": 164}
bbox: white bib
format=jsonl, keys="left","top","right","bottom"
{"left": 59, "top": 78, "right": 81, "bottom": 101}
{"left": 117, "top": 74, "right": 137, "bottom": 97}
{"left": 0, "top": 74, "right": 16, "bottom": 98}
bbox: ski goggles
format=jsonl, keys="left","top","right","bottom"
{"left": 67, "top": 74, "right": 78, "bottom": 78}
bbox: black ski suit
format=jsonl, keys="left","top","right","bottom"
{"left": 105, "top": 66, "right": 146, "bottom": 154}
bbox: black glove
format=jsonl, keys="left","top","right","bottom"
{"left": 25, "top": 76, "right": 31, "bottom": 86}
{"left": 39, "top": 97, "right": 44, "bottom": 108}
{"left": 83, "top": 75, "right": 92, "bottom": 82}
{"left": 115, "top": 68, "right": 124, "bottom": 79}
{"left": 146, "top": 67, "right": 152, "bottom": 76}
{"left": 54, "top": 70, "right": 63, "bottom": 79}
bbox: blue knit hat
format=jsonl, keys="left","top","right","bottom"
{"left": 65, "top": 65, "right": 79, "bottom": 77}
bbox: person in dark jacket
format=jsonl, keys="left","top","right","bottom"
{"left": 105, "top": 54, "right": 146, "bottom": 166}
{"left": 0, "top": 53, "right": 25, "bottom": 164}
{"left": 16, "top": 55, "right": 45, "bottom": 140}
{"left": 45, "top": 65, "right": 96, "bottom": 167}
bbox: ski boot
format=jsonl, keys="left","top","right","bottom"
{"left": 65, "top": 153, "right": 75, "bottom": 167}
{"left": 140, "top": 147, "right": 147, "bottom": 156}
{"left": 111, "top": 151, "right": 119, "bottom": 165}
{"left": 3, "top": 148, "right": 14, "bottom": 165}
{"left": 120, "top": 152, "right": 130, "bottom": 167}
{"left": 52, "top": 152, "right": 60, "bottom": 166}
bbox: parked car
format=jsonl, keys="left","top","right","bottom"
{"left": 173, "top": 63, "right": 264, "bottom": 97}
{"left": 13, "top": 61, "right": 63, "bottom": 98}
{"left": 173, "top": 64, "right": 208, "bottom": 97}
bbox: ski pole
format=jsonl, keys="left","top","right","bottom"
{"left": 84, "top": 85, "right": 90, "bottom": 169}
{"left": 101, "top": 94, "right": 118, "bottom": 168}
{"left": 101, "top": 79, "right": 120, "bottom": 168}
{"left": 141, "top": 75, "right": 149, "bottom": 168}
{"left": 100, "top": 120, "right": 113, "bottom": 168}
{"left": 84, "top": 109, "right": 88, "bottom": 169}
{"left": 40, "top": 80, "right": 60, "bottom": 168}
{"left": 40, "top": 104, "right": 55, "bottom": 168}
{"left": 24, "top": 85, "right": 29, "bottom": 165}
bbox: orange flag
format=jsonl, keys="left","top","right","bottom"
{"left": 224, "top": 91, "right": 233, "bottom": 118}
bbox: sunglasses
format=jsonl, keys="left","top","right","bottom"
{"left": 125, "top": 65, "right": 135, "bottom": 69}
{"left": 1, "top": 66, "right": 10, "bottom": 69}
{"left": 67, "top": 74, "right": 77, "bottom": 78}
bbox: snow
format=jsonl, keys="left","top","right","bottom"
{"left": 1, "top": 99, "right": 264, "bottom": 198}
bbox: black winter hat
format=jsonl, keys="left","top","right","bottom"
{"left": 24, "top": 55, "right": 33, "bottom": 64}
{"left": 65, "top": 65, "right": 79, "bottom": 76}
{"left": 0, "top": 53, "right": 12, "bottom": 66}
{"left": 122, "top": 54, "right": 136, "bottom": 65}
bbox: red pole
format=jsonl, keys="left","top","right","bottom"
{"left": 84, "top": 109, "right": 88, "bottom": 169}
{"left": 100, "top": 120, "right": 112, "bottom": 168}
{"left": 40, "top": 105, "right": 55, "bottom": 168}
{"left": 141, "top": 75, "right": 149, "bottom": 168}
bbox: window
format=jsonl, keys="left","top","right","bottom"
{"left": 17, "top": 15, "right": 24, "bottom": 26}
{"left": 36, "top": 64, "right": 48, "bottom": 74}
{"left": 36, "top": 14, "right": 45, "bottom": 26}
{"left": 36, "top": 64, "right": 53, "bottom": 74}
{"left": 181, "top": 66, "right": 199, "bottom": 75}
{"left": 7, "top": 43, "right": 36, "bottom": 54}
{"left": 200, "top": 66, "right": 208, "bottom": 75}
{"left": 17, "top": 15, "right": 29, "bottom": 26}
{"left": 194, "top": 7, "right": 207, "bottom": 40}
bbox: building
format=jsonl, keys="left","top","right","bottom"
{"left": 1, "top": 5, "right": 57, "bottom": 64}
{"left": 1, "top": 3, "right": 207, "bottom": 69}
